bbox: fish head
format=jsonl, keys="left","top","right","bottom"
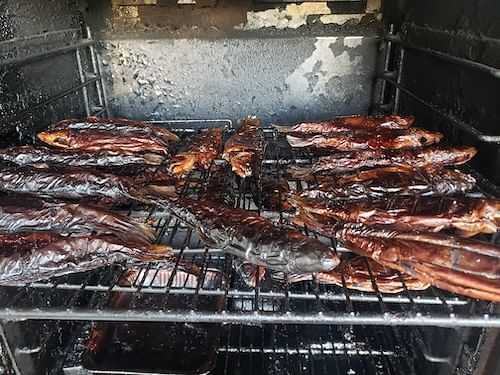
{"left": 290, "top": 234, "right": 340, "bottom": 273}
{"left": 37, "top": 129, "right": 71, "bottom": 148}
{"left": 416, "top": 129, "right": 444, "bottom": 146}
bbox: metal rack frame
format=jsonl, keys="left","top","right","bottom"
{"left": 374, "top": 24, "right": 500, "bottom": 144}
{"left": 1, "top": 26, "right": 109, "bottom": 123}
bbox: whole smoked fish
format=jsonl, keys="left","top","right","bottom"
{"left": 288, "top": 145, "right": 477, "bottom": 176}
{"left": 274, "top": 115, "right": 415, "bottom": 134}
{"left": 0, "top": 145, "right": 165, "bottom": 168}
{"left": 0, "top": 167, "right": 149, "bottom": 206}
{"left": 289, "top": 195, "right": 500, "bottom": 237}
{"left": 50, "top": 117, "right": 179, "bottom": 143}
{"left": 223, "top": 117, "right": 264, "bottom": 178}
{"left": 38, "top": 128, "right": 171, "bottom": 156}
{"left": 169, "top": 128, "right": 223, "bottom": 176}
{"left": 286, "top": 127, "right": 443, "bottom": 151}
{"left": 159, "top": 197, "right": 339, "bottom": 274}
{"left": 300, "top": 166, "right": 476, "bottom": 201}
{"left": 0, "top": 197, "right": 155, "bottom": 244}
{"left": 0, "top": 232, "right": 173, "bottom": 285}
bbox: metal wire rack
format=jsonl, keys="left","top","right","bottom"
{"left": 0, "top": 125, "right": 498, "bottom": 328}
{"left": 56, "top": 322, "right": 431, "bottom": 375}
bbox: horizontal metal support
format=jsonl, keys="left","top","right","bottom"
{"left": 6, "top": 77, "right": 100, "bottom": 122}
{"left": 0, "top": 28, "right": 81, "bottom": 46}
{"left": 24, "top": 282, "right": 467, "bottom": 306}
{"left": 219, "top": 346, "right": 394, "bottom": 356}
{"left": 148, "top": 119, "right": 233, "bottom": 129}
{"left": 0, "top": 39, "right": 94, "bottom": 68}
{"left": 1, "top": 309, "right": 499, "bottom": 328}
{"left": 384, "top": 34, "right": 500, "bottom": 79}
{"left": 378, "top": 75, "right": 500, "bottom": 143}
{"left": 256, "top": 0, "right": 360, "bottom": 2}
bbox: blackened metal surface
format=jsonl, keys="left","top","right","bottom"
{"left": 382, "top": 0, "right": 500, "bottom": 185}
{"left": 0, "top": 0, "right": 86, "bottom": 145}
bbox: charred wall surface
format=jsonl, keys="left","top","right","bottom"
{"left": 0, "top": 0, "right": 85, "bottom": 145}
{"left": 383, "top": 0, "right": 500, "bottom": 183}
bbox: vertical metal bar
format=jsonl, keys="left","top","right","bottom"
{"left": 378, "top": 24, "right": 395, "bottom": 109}
{"left": 86, "top": 28, "right": 104, "bottom": 109}
{"left": 75, "top": 48, "right": 91, "bottom": 117}
{"left": 393, "top": 47, "right": 406, "bottom": 114}
{"left": 0, "top": 323, "right": 22, "bottom": 375}
{"left": 86, "top": 26, "right": 110, "bottom": 118}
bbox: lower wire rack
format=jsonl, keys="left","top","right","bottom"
{"left": 51, "top": 322, "right": 443, "bottom": 375}
{"left": 0, "top": 129, "right": 498, "bottom": 327}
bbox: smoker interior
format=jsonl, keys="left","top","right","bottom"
{"left": 1, "top": 1, "right": 500, "bottom": 374}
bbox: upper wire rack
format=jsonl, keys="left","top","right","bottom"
{"left": 0, "top": 125, "right": 498, "bottom": 327}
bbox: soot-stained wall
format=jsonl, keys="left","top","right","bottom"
{"left": 383, "top": 0, "right": 500, "bottom": 184}
{"left": 0, "top": 0, "right": 85, "bottom": 145}
{"left": 101, "top": 35, "right": 378, "bottom": 124}
{"left": 88, "top": 1, "right": 381, "bottom": 124}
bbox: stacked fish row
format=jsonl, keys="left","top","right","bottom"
{"left": 0, "top": 114, "right": 499, "bottom": 303}
{"left": 276, "top": 115, "right": 500, "bottom": 301}
{"left": 0, "top": 117, "right": 192, "bottom": 284}
{"left": 0, "top": 117, "right": 341, "bottom": 286}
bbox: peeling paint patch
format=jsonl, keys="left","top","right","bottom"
{"left": 366, "top": 0, "right": 382, "bottom": 13}
{"left": 319, "top": 14, "right": 364, "bottom": 26}
{"left": 238, "top": 0, "right": 379, "bottom": 30}
{"left": 284, "top": 37, "right": 363, "bottom": 108}
{"left": 240, "top": 2, "right": 331, "bottom": 30}
{"left": 344, "top": 36, "right": 363, "bottom": 48}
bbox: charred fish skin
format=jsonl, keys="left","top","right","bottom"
{"left": 295, "top": 145, "right": 478, "bottom": 175}
{"left": 0, "top": 233, "right": 173, "bottom": 285}
{"left": 169, "top": 128, "right": 223, "bottom": 176}
{"left": 0, "top": 145, "right": 165, "bottom": 168}
{"left": 274, "top": 115, "right": 415, "bottom": 134}
{"left": 159, "top": 197, "right": 339, "bottom": 274}
{"left": 301, "top": 166, "right": 476, "bottom": 201}
{"left": 50, "top": 117, "right": 180, "bottom": 143}
{"left": 286, "top": 127, "right": 443, "bottom": 151}
{"left": 0, "top": 167, "right": 145, "bottom": 205}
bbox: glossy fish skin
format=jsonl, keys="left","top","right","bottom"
{"left": 0, "top": 145, "right": 165, "bottom": 168}
{"left": 286, "top": 127, "right": 443, "bottom": 151}
{"left": 289, "top": 195, "right": 500, "bottom": 237}
{"left": 50, "top": 117, "right": 179, "bottom": 143}
{"left": 38, "top": 128, "right": 171, "bottom": 156}
{"left": 160, "top": 197, "right": 339, "bottom": 274}
{"left": 0, "top": 197, "right": 154, "bottom": 244}
{"left": 223, "top": 117, "right": 264, "bottom": 178}
{"left": 0, "top": 232, "right": 172, "bottom": 285}
{"left": 335, "top": 223, "right": 500, "bottom": 302}
{"left": 289, "top": 145, "right": 477, "bottom": 176}
{"left": 169, "top": 128, "right": 223, "bottom": 176}
{"left": 301, "top": 166, "right": 476, "bottom": 201}
{"left": 275, "top": 115, "right": 415, "bottom": 134}
{"left": 0, "top": 167, "right": 146, "bottom": 206}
